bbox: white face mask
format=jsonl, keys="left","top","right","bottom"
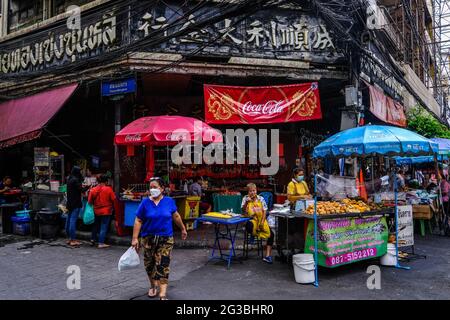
{"left": 149, "top": 188, "right": 162, "bottom": 198}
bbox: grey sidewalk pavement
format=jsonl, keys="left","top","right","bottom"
{"left": 0, "top": 238, "right": 210, "bottom": 300}
{"left": 0, "top": 234, "right": 449, "bottom": 300}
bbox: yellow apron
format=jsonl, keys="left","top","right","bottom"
{"left": 246, "top": 198, "right": 270, "bottom": 239}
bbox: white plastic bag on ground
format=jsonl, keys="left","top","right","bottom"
{"left": 118, "top": 247, "right": 140, "bottom": 271}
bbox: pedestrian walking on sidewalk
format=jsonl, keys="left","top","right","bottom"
{"left": 131, "top": 177, "right": 188, "bottom": 300}
{"left": 66, "top": 166, "right": 84, "bottom": 247}
{"left": 88, "top": 174, "right": 118, "bottom": 248}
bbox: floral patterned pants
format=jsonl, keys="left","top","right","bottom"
{"left": 140, "top": 235, "right": 174, "bottom": 285}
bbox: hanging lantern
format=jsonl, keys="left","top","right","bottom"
{"left": 278, "top": 143, "right": 284, "bottom": 157}
{"left": 127, "top": 145, "right": 135, "bottom": 157}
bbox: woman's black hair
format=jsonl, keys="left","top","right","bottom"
{"left": 292, "top": 167, "right": 304, "bottom": 177}
{"left": 70, "top": 166, "right": 83, "bottom": 181}
{"left": 149, "top": 177, "right": 165, "bottom": 188}
{"left": 98, "top": 174, "right": 109, "bottom": 183}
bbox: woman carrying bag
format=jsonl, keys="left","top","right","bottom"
{"left": 88, "top": 174, "right": 118, "bottom": 248}
{"left": 131, "top": 177, "right": 187, "bottom": 300}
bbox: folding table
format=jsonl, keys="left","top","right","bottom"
{"left": 196, "top": 216, "right": 250, "bottom": 269}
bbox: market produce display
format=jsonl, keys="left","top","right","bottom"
{"left": 304, "top": 199, "right": 371, "bottom": 215}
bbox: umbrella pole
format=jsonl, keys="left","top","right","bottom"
{"left": 167, "top": 144, "right": 170, "bottom": 185}
{"left": 371, "top": 158, "right": 374, "bottom": 195}
{"left": 313, "top": 172, "right": 319, "bottom": 287}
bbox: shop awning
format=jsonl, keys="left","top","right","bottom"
{"left": 0, "top": 83, "right": 78, "bottom": 149}
{"left": 366, "top": 81, "right": 407, "bottom": 127}
{"left": 430, "top": 138, "right": 450, "bottom": 155}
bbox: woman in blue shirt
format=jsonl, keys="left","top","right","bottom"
{"left": 131, "top": 177, "right": 187, "bottom": 300}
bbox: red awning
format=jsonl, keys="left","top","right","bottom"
{"left": 366, "top": 81, "right": 407, "bottom": 127}
{"left": 0, "top": 83, "right": 78, "bottom": 149}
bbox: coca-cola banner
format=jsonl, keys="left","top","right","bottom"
{"left": 204, "top": 83, "right": 322, "bottom": 124}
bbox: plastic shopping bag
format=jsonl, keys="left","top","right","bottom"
{"left": 118, "top": 247, "right": 140, "bottom": 271}
{"left": 83, "top": 202, "right": 95, "bottom": 225}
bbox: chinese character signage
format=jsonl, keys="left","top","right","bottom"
{"left": 131, "top": 3, "right": 342, "bottom": 64}
{"left": 0, "top": 1, "right": 342, "bottom": 75}
{"left": 204, "top": 83, "right": 322, "bottom": 124}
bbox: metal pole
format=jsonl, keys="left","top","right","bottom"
{"left": 166, "top": 144, "right": 170, "bottom": 185}
{"left": 114, "top": 101, "right": 121, "bottom": 195}
{"left": 372, "top": 158, "right": 375, "bottom": 194}
{"left": 313, "top": 172, "right": 319, "bottom": 287}
{"left": 394, "top": 169, "right": 410, "bottom": 270}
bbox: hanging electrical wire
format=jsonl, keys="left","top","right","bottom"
{"left": 0, "top": 0, "right": 286, "bottom": 98}
{"left": 0, "top": 0, "right": 277, "bottom": 82}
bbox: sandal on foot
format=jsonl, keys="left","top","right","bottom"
{"left": 148, "top": 287, "right": 159, "bottom": 298}
{"left": 159, "top": 296, "right": 168, "bottom": 300}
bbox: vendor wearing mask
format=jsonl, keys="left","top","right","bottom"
{"left": 241, "top": 183, "right": 274, "bottom": 264}
{"left": 287, "top": 168, "right": 311, "bottom": 203}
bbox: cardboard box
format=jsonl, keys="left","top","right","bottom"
{"left": 413, "top": 205, "right": 433, "bottom": 220}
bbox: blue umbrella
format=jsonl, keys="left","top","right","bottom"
{"left": 430, "top": 138, "right": 450, "bottom": 155}
{"left": 394, "top": 155, "right": 448, "bottom": 165}
{"left": 313, "top": 125, "right": 438, "bottom": 158}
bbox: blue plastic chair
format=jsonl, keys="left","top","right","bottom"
{"left": 259, "top": 192, "right": 273, "bottom": 211}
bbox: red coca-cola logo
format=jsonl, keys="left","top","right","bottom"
{"left": 125, "top": 134, "right": 141, "bottom": 142}
{"left": 241, "top": 100, "right": 285, "bottom": 116}
{"left": 166, "top": 132, "right": 189, "bottom": 141}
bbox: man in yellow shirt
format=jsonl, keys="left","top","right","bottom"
{"left": 287, "top": 168, "right": 311, "bottom": 203}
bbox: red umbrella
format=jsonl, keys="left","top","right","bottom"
{"left": 114, "top": 116, "right": 223, "bottom": 181}
{"left": 114, "top": 116, "right": 223, "bottom": 146}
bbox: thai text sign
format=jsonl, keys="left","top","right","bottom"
{"left": 204, "top": 83, "right": 322, "bottom": 124}
{"left": 0, "top": 1, "right": 342, "bottom": 75}
{"left": 397, "top": 205, "right": 414, "bottom": 247}
{"left": 101, "top": 78, "right": 136, "bottom": 96}
{"left": 0, "top": 13, "right": 117, "bottom": 74}
{"left": 305, "top": 216, "right": 388, "bottom": 268}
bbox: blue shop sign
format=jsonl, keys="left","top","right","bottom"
{"left": 102, "top": 78, "right": 136, "bottom": 96}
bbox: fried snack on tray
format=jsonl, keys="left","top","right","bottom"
{"left": 304, "top": 199, "right": 371, "bottom": 215}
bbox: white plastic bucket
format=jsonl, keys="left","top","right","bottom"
{"left": 380, "top": 243, "right": 398, "bottom": 266}
{"left": 50, "top": 181, "right": 60, "bottom": 192}
{"left": 292, "top": 253, "right": 315, "bottom": 284}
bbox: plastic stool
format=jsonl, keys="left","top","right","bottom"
{"left": 416, "top": 219, "right": 433, "bottom": 236}
{"left": 243, "top": 230, "right": 263, "bottom": 259}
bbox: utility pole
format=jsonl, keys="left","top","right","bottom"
{"left": 0, "top": 0, "right": 9, "bottom": 38}
{"left": 113, "top": 97, "right": 122, "bottom": 195}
